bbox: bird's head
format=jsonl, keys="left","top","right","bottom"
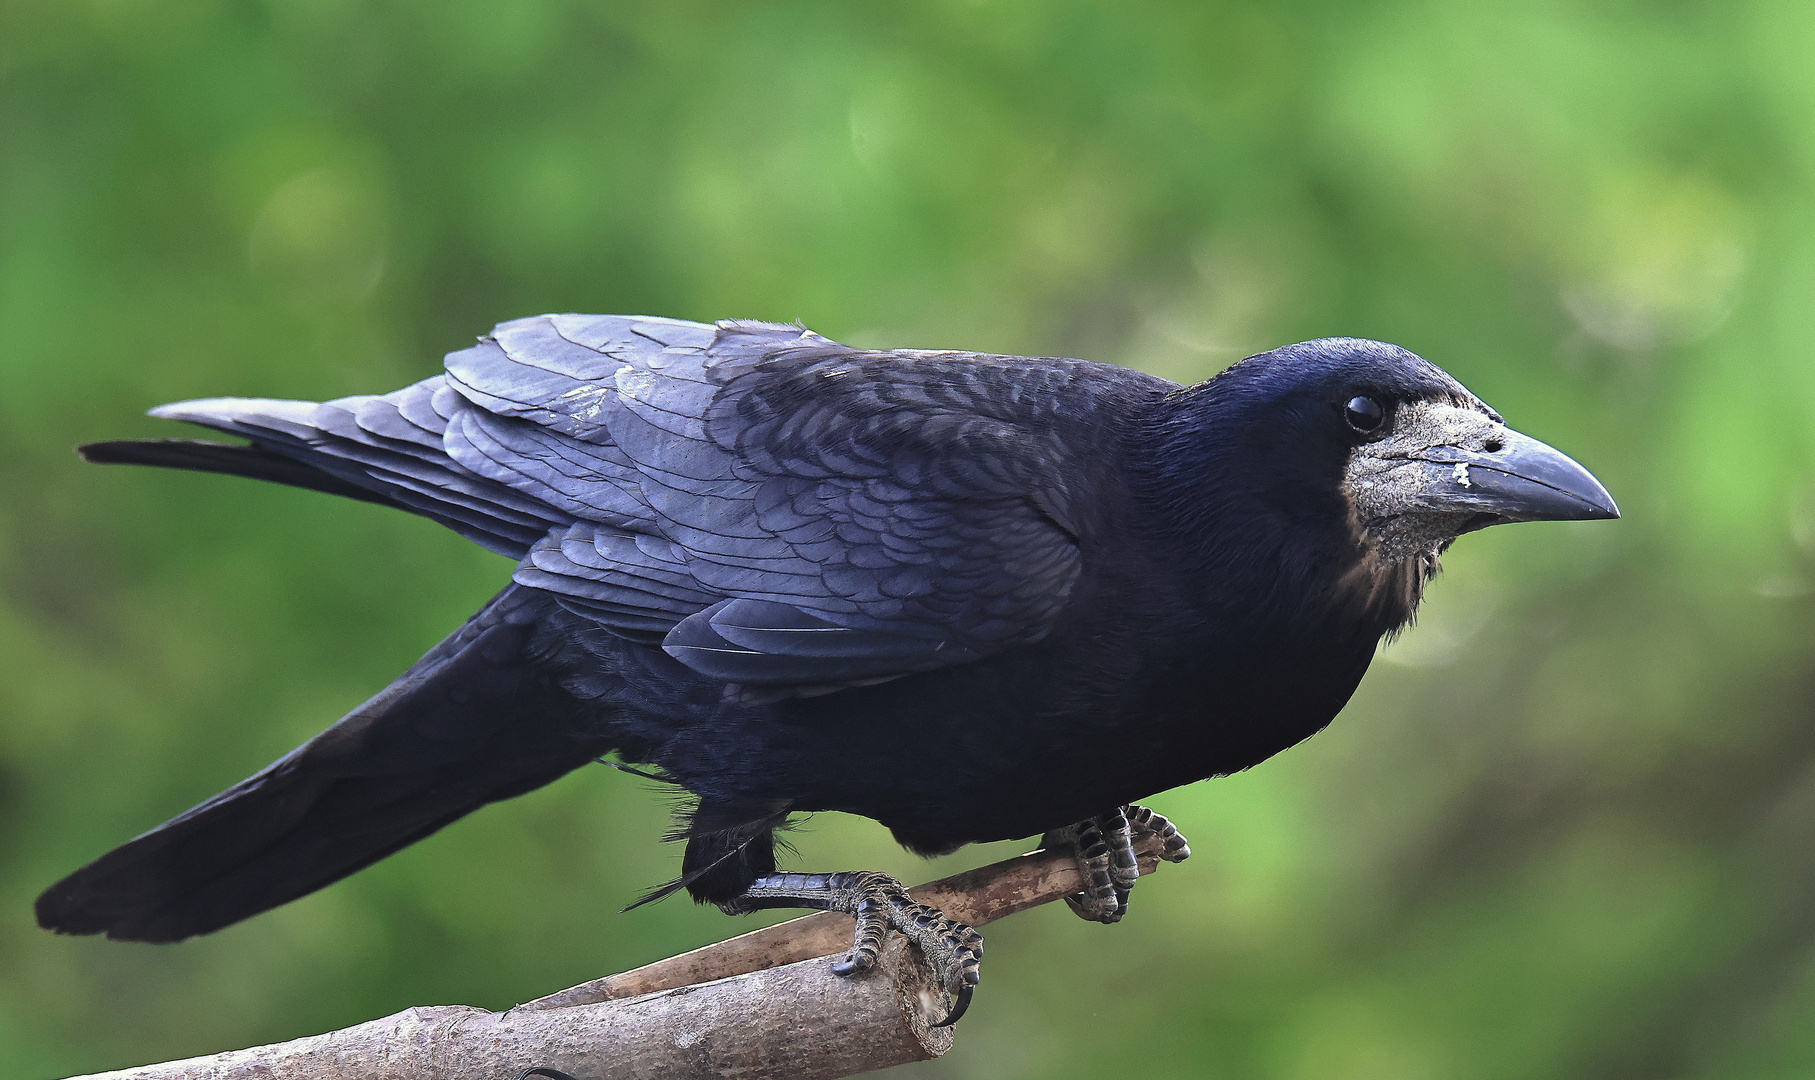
{"left": 1279, "top": 339, "right": 1617, "bottom": 559}
{"left": 1144, "top": 337, "right": 1617, "bottom": 629}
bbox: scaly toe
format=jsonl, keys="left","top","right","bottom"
{"left": 808, "top": 872, "right": 984, "bottom": 1024}
{"left": 1127, "top": 804, "right": 1191, "bottom": 862}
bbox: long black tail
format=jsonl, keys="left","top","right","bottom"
{"left": 36, "top": 586, "right": 613, "bottom": 942}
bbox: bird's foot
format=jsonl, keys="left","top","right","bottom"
{"left": 1041, "top": 804, "right": 1191, "bottom": 924}
{"left": 722, "top": 870, "right": 984, "bottom": 1026}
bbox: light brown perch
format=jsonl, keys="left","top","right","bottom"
{"left": 61, "top": 835, "right": 1173, "bottom": 1080}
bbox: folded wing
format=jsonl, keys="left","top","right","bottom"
{"left": 445, "top": 315, "right": 1150, "bottom": 689}
{"left": 151, "top": 314, "right": 1164, "bottom": 692}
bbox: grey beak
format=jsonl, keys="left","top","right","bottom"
{"left": 1411, "top": 429, "right": 1619, "bottom": 523}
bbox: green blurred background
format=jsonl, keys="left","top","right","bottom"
{"left": 2, "top": 1, "right": 1810, "bottom": 1076}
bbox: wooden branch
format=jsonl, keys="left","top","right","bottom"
{"left": 62, "top": 836, "right": 1175, "bottom": 1080}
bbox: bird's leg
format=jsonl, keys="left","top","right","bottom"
{"left": 720, "top": 870, "right": 984, "bottom": 1026}
{"left": 1041, "top": 804, "right": 1191, "bottom": 924}
{"left": 1041, "top": 808, "right": 1134, "bottom": 923}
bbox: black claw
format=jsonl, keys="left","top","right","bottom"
{"left": 734, "top": 869, "right": 984, "bottom": 1026}
{"left": 932, "top": 983, "right": 975, "bottom": 1028}
{"left": 518, "top": 1070, "right": 581, "bottom": 1080}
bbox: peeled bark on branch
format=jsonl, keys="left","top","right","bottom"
{"left": 61, "top": 836, "right": 1175, "bottom": 1080}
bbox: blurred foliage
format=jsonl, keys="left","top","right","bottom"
{"left": 1, "top": 1, "right": 1812, "bottom": 1077}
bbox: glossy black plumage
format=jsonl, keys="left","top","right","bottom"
{"left": 38, "top": 315, "right": 1609, "bottom": 943}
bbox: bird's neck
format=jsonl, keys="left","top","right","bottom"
{"left": 1125, "top": 385, "right": 1431, "bottom": 644}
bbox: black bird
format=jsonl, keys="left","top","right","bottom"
{"left": 38, "top": 315, "right": 1617, "bottom": 1023}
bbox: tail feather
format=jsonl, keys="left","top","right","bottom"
{"left": 35, "top": 586, "right": 613, "bottom": 942}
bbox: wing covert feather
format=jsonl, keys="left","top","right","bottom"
{"left": 445, "top": 314, "right": 1168, "bottom": 688}
{"left": 153, "top": 312, "right": 1167, "bottom": 692}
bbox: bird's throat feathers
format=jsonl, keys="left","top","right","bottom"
{"left": 1131, "top": 375, "right": 1439, "bottom": 644}
{"left": 1331, "top": 534, "right": 1441, "bottom": 638}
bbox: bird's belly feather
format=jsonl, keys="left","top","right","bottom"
{"left": 578, "top": 609, "right": 1378, "bottom": 853}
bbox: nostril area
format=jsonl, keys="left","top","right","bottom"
{"left": 1483, "top": 438, "right": 1503, "bottom": 453}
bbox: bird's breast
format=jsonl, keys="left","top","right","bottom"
{"left": 757, "top": 603, "right": 1381, "bottom": 848}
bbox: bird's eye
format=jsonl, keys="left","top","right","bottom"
{"left": 1344, "top": 395, "right": 1385, "bottom": 434}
